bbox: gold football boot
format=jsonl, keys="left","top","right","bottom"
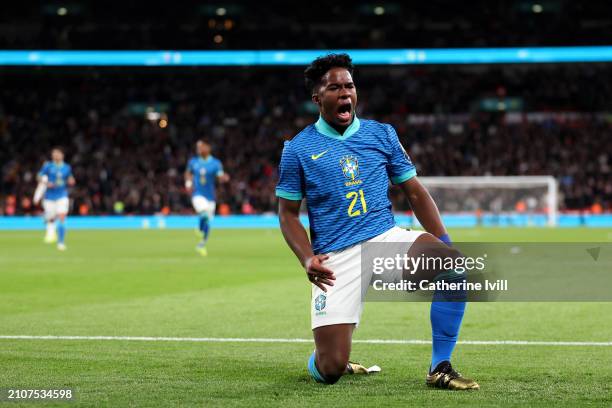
{"left": 426, "top": 361, "right": 479, "bottom": 390}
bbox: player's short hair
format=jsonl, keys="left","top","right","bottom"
{"left": 196, "top": 139, "right": 210, "bottom": 146}
{"left": 304, "top": 53, "right": 354, "bottom": 93}
{"left": 51, "top": 147, "right": 63, "bottom": 154}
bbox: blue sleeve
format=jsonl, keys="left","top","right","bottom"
{"left": 384, "top": 124, "right": 417, "bottom": 185}
{"left": 216, "top": 160, "right": 224, "bottom": 176}
{"left": 66, "top": 164, "right": 73, "bottom": 178}
{"left": 38, "top": 162, "right": 49, "bottom": 177}
{"left": 275, "top": 141, "right": 304, "bottom": 201}
{"left": 186, "top": 158, "right": 194, "bottom": 174}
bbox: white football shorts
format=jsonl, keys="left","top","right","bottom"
{"left": 191, "top": 195, "right": 216, "bottom": 220}
{"left": 311, "top": 226, "right": 425, "bottom": 330}
{"left": 42, "top": 197, "right": 70, "bottom": 219}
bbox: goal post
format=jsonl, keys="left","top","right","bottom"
{"left": 417, "top": 176, "right": 559, "bottom": 227}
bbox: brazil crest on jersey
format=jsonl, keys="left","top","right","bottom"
{"left": 38, "top": 161, "right": 73, "bottom": 200}
{"left": 187, "top": 155, "right": 224, "bottom": 201}
{"left": 276, "top": 116, "right": 417, "bottom": 254}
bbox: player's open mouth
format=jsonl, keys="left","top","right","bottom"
{"left": 336, "top": 102, "right": 353, "bottom": 122}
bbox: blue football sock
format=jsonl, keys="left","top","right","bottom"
{"left": 199, "top": 216, "right": 210, "bottom": 242}
{"left": 57, "top": 222, "right": 66, "bottom": 244}
{"left": 430, "top": 272, "right": 467, "bottom": 372}
{"left": 308, "top": 352, "right": 326, "bottom": 383}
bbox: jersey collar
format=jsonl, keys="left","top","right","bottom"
{"left": 315, "top": 115, "right": 360, "bottom": 140}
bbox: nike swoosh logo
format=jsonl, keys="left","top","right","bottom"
{"left": 311, "top": 150, "right": 329, "bottom": 160}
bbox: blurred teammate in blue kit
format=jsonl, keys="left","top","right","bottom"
{"left": 35, "top": 148, "right": 75, "bottom": 251}
{"left": 185, "top": 140, "right": 229, "bottom": 256}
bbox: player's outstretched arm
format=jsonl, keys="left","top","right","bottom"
{"left": 398, "top": 177, "right": 448, "bottom": 239}
{"left": 184, "top": 171, "right": 193, "bottom": 191}
{"left": 33, "top": 174, "right": 48, "bottom": 205}
{"left": 278, "top": 198, "right": 335, "bottom": 291}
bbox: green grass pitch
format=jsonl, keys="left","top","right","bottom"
{"left": 0, "top": 227, "right": 611, "bottom": 407}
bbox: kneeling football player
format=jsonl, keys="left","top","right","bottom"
{"left": 276, "top": 54, "right": 478, "bottom": 390}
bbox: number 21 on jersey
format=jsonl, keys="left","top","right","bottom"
{"left": 345, "top": 189, "right": 367, "bottom": 217}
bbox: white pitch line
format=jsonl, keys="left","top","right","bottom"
{"left": 0, "top": 335, "right": 610, "bottom": 347}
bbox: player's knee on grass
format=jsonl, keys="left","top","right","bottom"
{"left": 311, "top": 324, "right": 353, "bottom": 384}
{"left": 317, "top": 351, "right": 348, "bottom": 384}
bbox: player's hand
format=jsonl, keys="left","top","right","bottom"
{"left": 219, "top": 173, "right": 230, "bottom": 183}
{"left": 304, "top": 254, "right": 335, "bottom": 292}
{"left": 47, "top": 182, "right": 55, "bottom": 188}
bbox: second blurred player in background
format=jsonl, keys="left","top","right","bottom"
{"left": 185, "top": 140, "right": 229, "bottom": 256}
{"left": 35, "top": 148, "right": 75, "bottom": 251}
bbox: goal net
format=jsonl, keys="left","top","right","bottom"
{"left": 418, "top": 176, "right": 558, "bottom": 227}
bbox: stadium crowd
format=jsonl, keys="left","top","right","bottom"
{"left": 0, "top": 65, "right": 610, "bottom": 215}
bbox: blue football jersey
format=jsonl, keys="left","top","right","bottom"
{"left": 276, "top": 116, "right": 417, "bottom": 254}
{"left": 187, "top": 155, "right": 224, "bottom": 201}
{"left": 38, "top": 161, "right": 73, "bottom": 200}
